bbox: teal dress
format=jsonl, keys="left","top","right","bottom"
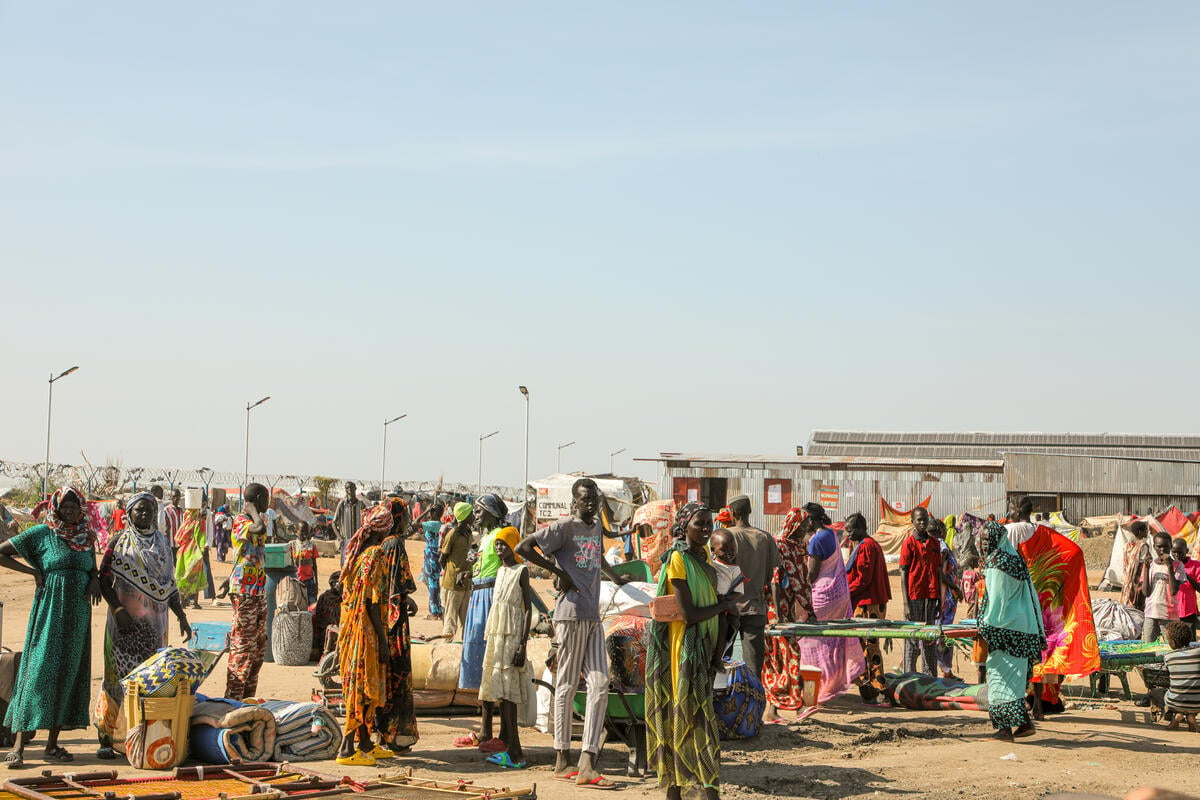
{"left": 5, "top": 525, "right": 94, "bottom": 732}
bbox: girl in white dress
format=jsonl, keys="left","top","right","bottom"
{"left": 478, "top": 529, "right": 534, "bottom": 768}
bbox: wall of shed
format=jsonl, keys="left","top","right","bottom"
{"left": 661, "top": 464, "right": 1006, "bottom": 534}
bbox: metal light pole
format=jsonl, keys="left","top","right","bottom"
{"left": 609, "top": 447, "right": 627, "bottom": 474}
{"left": 478, "top": 430, "right": 499, "bottom": 496}
{"left": 557, "top": 441, "right": 576, "bottom": 474}
{"left": 43, "top": 366, "right": 80, "bottom": 498}
{"left": 381, "top": 414, "right": 407, "bottom": 499}
{"left": 243, "top": 396, "right": 270, "bottom": 510}
{"left": 518, "top": 386, "right": 530, "bottom": 516}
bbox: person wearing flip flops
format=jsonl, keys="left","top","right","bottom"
{"left": 335, "top": 505, "right": 398, "bottom": 766}
{"left": 1, "top": 487, "right": 102, "bottom": 769}
{"left": 478, "top": 529, "right": 534, "bottom": 770}
{"left": 516, "top": 478, "right": 632, "bottom": 790}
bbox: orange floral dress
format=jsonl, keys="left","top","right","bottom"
{"left": 338, "top": 543, "right": 388, "bottom": 734}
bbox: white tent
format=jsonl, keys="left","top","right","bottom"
{"left": 528, "top": 473, "right": 639, "bottom": 527}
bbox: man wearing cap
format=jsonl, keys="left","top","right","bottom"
{"left": 727, "top": 494, "right": 780, "bottom": 684}
{"left": 439, "top": 502, "right": 474, "bottom": 641}
{"left": 517, "top": 478, "right": 630, "bottom": 789}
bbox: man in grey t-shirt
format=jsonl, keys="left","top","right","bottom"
{"left": 517, "top": 478, "right": 629, "bottom": 789}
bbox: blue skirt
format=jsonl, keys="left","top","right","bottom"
{"left": 458, "top": 581, "right": 494, "bottom": 690}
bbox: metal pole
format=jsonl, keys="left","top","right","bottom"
{"left": 243, "top": 403, "right": 250, "bottom": 512}
{"left": 519, "top": 386, "right": 530, "bottom": 524}
{"left": 477, "top": 430, "right": 499, "bottom": 496}
{"left": 43, "top": 374, "right": 53, "bottom": 499}
{"left": 557, "top": 441, "right": 575, "bottom": 474}
{"left": 381, "top": 421, "right": 388, "bottom": 500}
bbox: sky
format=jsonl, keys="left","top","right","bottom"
{"left": 3, "top": 2, "right": 1199, "bottom": 491}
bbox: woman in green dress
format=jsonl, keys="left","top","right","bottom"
{"left": 0, "top": 487, "right": 101, "bottom": 768}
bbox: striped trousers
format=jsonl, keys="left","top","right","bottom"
{"left": 553, "top": 620, "right": 608, "bottom": 754}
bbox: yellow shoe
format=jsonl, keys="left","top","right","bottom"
{"left": 336, "top": 750, "right": 376, "bottom": 767}
{"left": 368, "top": 745, "right": 396, "bottom": 759}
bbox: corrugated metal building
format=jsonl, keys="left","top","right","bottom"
{"left": 650, "top": 432, "right": 1200, "bottom": 532}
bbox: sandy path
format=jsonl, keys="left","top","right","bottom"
{"left": 0, "top": 542, "right": 1192, "bottom": 800}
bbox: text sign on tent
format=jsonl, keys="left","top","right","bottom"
{"left": 536, "top": 486, "right": 572, "bottom": 521}
{"left": 820, "top": 484, "right": 839, "bottom": 510}
{"left": 763, "top": 479, "right": 791, "bottom": 515}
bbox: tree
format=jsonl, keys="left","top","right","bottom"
{"left": 312, "top": 476, "right": 337, "bottom": 509}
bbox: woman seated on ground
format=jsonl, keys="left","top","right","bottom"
{"left": 0, "top": 487, "right": 101, "bottom": 768}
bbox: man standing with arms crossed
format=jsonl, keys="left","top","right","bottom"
{"left": 725, "top": 494, "right": 779, "bottom": 684}
{"left": 517, "top": 478, "right": 629, "bottom": 790}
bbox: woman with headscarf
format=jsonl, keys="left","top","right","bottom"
{"left": 646, "top": 502, "right": 732, "bottom": 800}
{"left": 762, "top": 507, "right": 816, "bottom": 721}
{"left": 378, "top": 497, "right": 420, "bottom": 753}
{"left": 453, "top": 494, "right": 513, "bottom": 752}
{"left": 0, "top": 487, "right": 101, "bottom": 768}
{"left": 93, "top": 492, "right": 191, "bottom": 758}
{"left": 335, "top": 504, "right": 395, "bottom": 766}
{"left": 979, "top": 520, "right": 1046, "bottom": 741}
{"left": 796, "top": 503, "right": 864, "bottom": 704}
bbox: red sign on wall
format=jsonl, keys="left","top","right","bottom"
{"left": 763, "top": 479, "right": 792, "bottom": 515}
{"left": 673, "top": 477, "right": 701, "bottom": 508}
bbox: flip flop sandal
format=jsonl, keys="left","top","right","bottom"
{"left": 335, "top": 750, "right": 376, "bottom": 767}
{"left": 553, "top": 771, "right": 580, "bottom": 782}
{"left": 452, "top": 733, "right": 480, "bottom": 748}
{"left": 485, "top": 752, "right": 527, "bottom": 770}
{"left": 762, "top": 718, "right": 789, "bottom": 726}
{"left": 43, "top": 748, "right": 73, "bottom": 763}
{"left": 478, "top": 738, "right": 507, "bottom": 754}
{"left": 4, "top": 752, "right": 23, "bottom": 770}
{"left": 578, "top": 776, "right": 619, "bottom": 790}
{"left": 368, "top": 745, "right": 396, "bottom": 759}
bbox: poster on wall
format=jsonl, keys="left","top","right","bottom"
{"left": 820, "top": 484, "right": 840, "bottom": 511}
{"left": 763, "top": 479, "right": 792, "bottom": 514}
{"left": 673, "top": 477, "right": 701, "bottom": 509}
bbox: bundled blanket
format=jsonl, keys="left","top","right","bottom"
{"left": 883, "top": 672, "right": 989, "bottom": 712}
{"left": 189, "top": 697, "right": 276, "bottom": 764}
{"left": 259, "top": 700, "right": 339, "bottom": 762}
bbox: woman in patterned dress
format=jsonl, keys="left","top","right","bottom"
{"left": 378, "top": 497, "right": 420, "bottom": 752}
{"left": 979, "top": 519, "right": 1046, "bottom": 741}
{"left": 0, "top": 487, "right": 101, "bottom": 768}
{"left": 418, "top": 504, "right": 445, "bottom": 620}
{"left": 94, "top": 492, "right": 191, "bottom": 759}
{"left": 335, "top": 505, "right": 395, "bottom": 766}
{"left": 762, "top": 507, "right": 815, "bottom": 722}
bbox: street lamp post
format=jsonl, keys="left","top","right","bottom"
{"left": 478, "top": 430, "right": 499, "bottom": 496}
{"left": 609, "top": 447, "right": 627, "bottom": 474}
{"left": 518, "top": 386, "right": 530, "bottom": 518}
{"left": 557, "top": 441, "right": 576, "bottom": 474}
{"left": 243, "top": 396, "right": 271, "bottom": 510}
{"left": 381, "top": 414, "right": 407, "bottom": 499}
{"left": 43, "top": 366, "right": 80, "bottom": 498}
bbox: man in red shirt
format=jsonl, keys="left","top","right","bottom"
{"left": 899, "top": 506, "right": 942, "bottom": 675}
{"left": 845, "top": 513, "right": 891, "bottom": 702}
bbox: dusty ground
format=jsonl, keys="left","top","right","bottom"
{"left": 1, "top": 539, "right": 1195, "bottom": 800}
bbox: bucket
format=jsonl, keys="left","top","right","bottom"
{"left": 185, "top": 488, "right": 204, "bottom": 510}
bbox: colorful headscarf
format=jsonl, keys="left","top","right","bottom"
{"left": 46, "top": 486, "right": 95, "bottom": 552}
{"left": 343, "top": 503, "right": 395, "bottom": 574}
{"left": 492, "top": 526, "right": 523, "bottom": 562}
{"left": 781, "top": 507, "right": 806, "bottom": 538}
{"left": 475, "top": 494, "right": 508, "bottom": 522}
{"left": 453, "top": 502, "right": 473, "bottom": 523}
{"left": 715, "top": 507, "right": 733, "bottom": 526}
{"left": 662, "top": 501, "right": 710, "bottom": 565}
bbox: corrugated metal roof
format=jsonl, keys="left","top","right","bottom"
{"left": 809, "top": 431, "right": 1200, "bottom": 460}
{"left": 641, "top": 452, "right": 1003, "bottom": 470}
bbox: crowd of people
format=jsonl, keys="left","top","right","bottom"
{"left": 4, "top": 478, "right": 1200, "bottom": 799}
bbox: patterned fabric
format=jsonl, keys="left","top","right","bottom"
{"left": 799, "top": 543, "right": 865, "bottom": 703}
{"left": 670, "top": 502, "right": 708, "bottom": 540}
{"left": 174, "top": 509, "right": 208, "bottom": 596}
{"left": 1121, "top": 538, "right": 1151, "bottom": 608}
{"left": 714, "top": 661, "right": 765, "bottom": 740}
{"left": 290, "top": 539, "right": 319, "bottom": 582}
{"left": 45, "top": 486, "right": 96, "bottom": 552}
{"left": 855, "top": 603, "right": 887, "bottom": 698}
{"left": 343, "top": 505, "right": 393, "bottom": 576}
{"left": 480, "top": 563, "right": 531, "bottom": 705}
{"left": 762, "top": 532, "right": 815, "bottom": 710}
{"left": 338, "top": 543, "right": 389, "bottom": 735}
{"left": 229, "top": 514, "right": 266, "bottom": 596}
{"left": 94, "top": 521, "right": 177, "bottom": 745}
{"left": 633, "top": 499, "right": 676, "bottom": 579}
{"left": 419, "top": 520, "right": 444, "bottom": 616}
{"left": 883, "top": 671, "right": 989, "bottom": 712}
{"left": 123, "top": 647, "right": 222, "bottom": 697}
{"left": 4, "top": 524, "right": 94, "bottom": 732}
{"left": 647, "top": 547, "right": 720, "bottom": 791}
{"left": 378, "top": 533, "right": 419, "bottom": 749}
{"left": 1018, "top": 525, "right": 1100, "bottom": 680}
{"left": 225, "top": 593, "right": 267, "bottom": 700}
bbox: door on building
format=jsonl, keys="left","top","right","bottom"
{"left": 700, "top": 478, "right": 727, "bottom": 512}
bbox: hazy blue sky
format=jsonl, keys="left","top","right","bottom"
{"left": 3, "top": 3, "right": 1198, "bottom": 490}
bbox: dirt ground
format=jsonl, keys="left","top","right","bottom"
{"left": 1, "top": 538, "right": 1195, "bottom": 800}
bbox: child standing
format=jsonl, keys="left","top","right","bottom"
{"left": 478, "top": 529, "right": 533, "bottom": 769}
{"left": 290, "top": 522, "right": 320, "bottom": 604}
{"left": 961, "top": 556, "right": 983, "bottom": 619}
{"left": 1143, "top": 533, "right": 1185, "bottom": 643}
